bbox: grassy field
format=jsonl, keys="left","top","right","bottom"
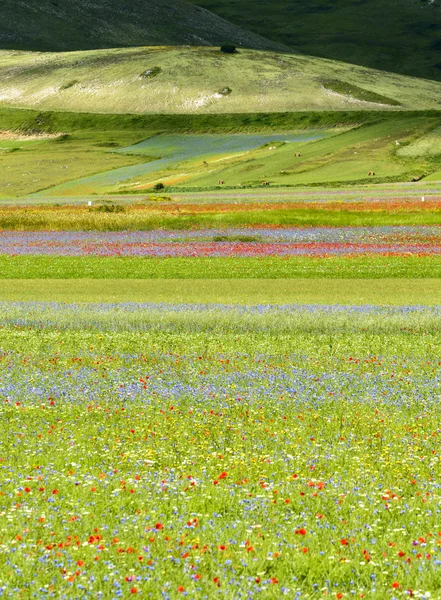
{"left": 1, "top": 278, "right": 441, "bottom": 305}
{"left": 1, "top": 255, "right": 440, "bottom": 279}
{"left": 190, "top": 0, "right": 441, "bottom": 82}
{"left": 1, "top": 302, "right": 441, "bottom": 597}
{"left": 2, "top": 204, "right": 441, "bottom": 229}
{"left": 113, "top": 117, "right": 441, "bottom": 194}
{"left": 2, "top": 129, "right": 441, "bottom": 599}
{"left": 2, "top": 47, "right": 441, "bottom": 115}
{"left": 0, "top": 131, "right": 151, "bottom": 197}
{"left": 3, "top": 110, "right": 441, "bottom": 197}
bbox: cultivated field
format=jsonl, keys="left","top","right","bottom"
{"left": 3, "top": 110, "right": 441, "bottom": 198}
{"left": 1, "top": 101, "right": 441, "bottom": 599}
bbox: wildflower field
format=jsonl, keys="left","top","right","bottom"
{"left": 1, "top": 114, "right": 441, "bottom": 598}
{"left": 1, "top": 302, "right": 441, "bottom": 599}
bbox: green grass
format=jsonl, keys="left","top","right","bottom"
{"left": 398, "top": 125, "right": 441, "bottom": 158}
{"left": 0, "top": 106, "right": 385, "bottom": 134}
{"left": 1, "top": 255, "right": 441, "bottom": 279}
{"left": 190, "top": 0, "right": 441, "bottom": 82}
{"left": 28, "top": 130, "right": 338, "bottom": 197}
{"left": 139, "top": 117, "right": 438, "bottom": 193}
{"left": 0, "top": 131, "right": 150, "bottom": 197}
{"left": 322, "top": 80, "right": 401, "bottom": 107}
{"left": 2, "top": 46, "right": 441, "bottom": 115}
{"left": 3, "top": 108, "right": 441, "bottom": 197}
{"left": 1, "top": 206, "right": 441, "bottom": 230}
{"left": 1, "top": 278, "right": 441, "bottom": 305}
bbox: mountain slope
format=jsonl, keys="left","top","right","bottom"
{"left": 0, "top": 0, "right": 286, "bottom": 52}
{"left": 1, "top": 46, "right": 441, "bottom": 114}
{"left": 188, "top": 0, "right": 441, "bottom": 81}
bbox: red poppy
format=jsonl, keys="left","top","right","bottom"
{"left": 295, "top": 528, "right": 307, "bottom": 535}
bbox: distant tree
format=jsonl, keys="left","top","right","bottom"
{"left": 220, "top": 44, "right": 237, "bottom": 54}
{"left": 153, "top": 183, "right": 165, "bottom": 191}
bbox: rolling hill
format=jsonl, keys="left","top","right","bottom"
{"left": 189, "top": 0, "right": 441, "bottom": 82}
{"left": 0, "top": 0, "right": 286, "bottom": 53}
{"left": 0, "top": 47, "right": 441, "bottom": 113}
{"left": 1, "top": 46, "right": 441, "bottom": 114}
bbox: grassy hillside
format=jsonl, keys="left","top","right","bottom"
{"left": 2, "top": 46, "right": 441, "bottom": 115}
{"left": 189, "top": 0, "right": 441, "bottom": 81}
{"left": 0, "top": 0, "right": 285, "bottom": 53}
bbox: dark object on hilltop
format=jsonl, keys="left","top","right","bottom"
{"left": 220, "top": 44, "right": 237, "bottom": 54}
{"left": 153, "top": 183, "right": 166, "bottom": 191}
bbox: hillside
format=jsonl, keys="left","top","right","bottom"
{"left": 0, "top": 0, "right": 286, "bottom": 53}
{"left": 189, "top": 0, "right": 441, "bottom": 81}
{"left": 2, "top": 46, "right": 441, "bottom": 115}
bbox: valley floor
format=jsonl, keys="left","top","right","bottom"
{"left": 1, "top": 107, "right": 441, "bottom": 598}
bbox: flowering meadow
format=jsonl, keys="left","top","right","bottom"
{"left": 1, "top": 301, "right": 441, "bottom": 599}
{"left": 1, "top": 227, "right": 441, "bottom": 257}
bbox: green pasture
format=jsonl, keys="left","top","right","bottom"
{"left": 2, "top": 109, "right": 441, "bottom": 197}
{"left": 32, "top": 130, "right": 334, "bottom": 197}
{"left": 1, "top": 255, "right": 441, "bottom": 279}
{"left": 1, "top": 278, "right": 441, "bottom": 305}
{"left": 0, "top": 130, "right": 149, "bottom": 197}
{"left": 398, "top": 125, "right": 441, "bottom": 158}
{"left": 2, "top": 46, "right": 441, "bottom": 115}
{"left": 117, "top": 116, "right": 440, "bottom": 193}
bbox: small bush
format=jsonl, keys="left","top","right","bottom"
{"left": 145, "top": 195, "right": 172, "bottom": 202}
{"left": 218, "top": 87, "right": 232, "bottom": 96}
{"left": 140, "top": 67, "right": 162, "bottom": 79}
{"left": 220, "top": 44, "right": 237, "bottom": 54}
{"left": 60, "top": 80, "right": 79, "bottom": 91}
{"left": 153, "top": 183, "right": 165, "bottom": 191}
{"left": 92, "top": 204, "right": 126, "bottom": 213}
{"left": 54, "top": 134, "right": 70, "bottom": 143}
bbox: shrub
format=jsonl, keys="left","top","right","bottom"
{"left": 54, "top": 134, "right": 70, "bottom": 143}
{"left": 140, "top": 67, "right": 162, "bottom": 79}
{"left": 153, "top": 183, "right": 165, "bottom": 191}
{"left": 60, "top": 80, "right": 79, "bottom": 91}
{"left": 92, "top": 204, "right": 126, "bottom": 213}
{"left": 218, "top": 87, "right": 232, "bottom": 96}
{"left": 220, "top": 44, "right": 237, "bottom": 54}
